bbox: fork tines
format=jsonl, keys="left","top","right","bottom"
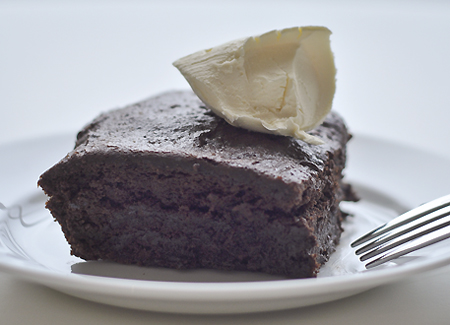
{"left": 351, "top": 194, "right": 450, "bottom": 269}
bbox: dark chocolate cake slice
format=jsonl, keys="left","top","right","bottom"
{"left": 38, "top": 90, "right": 355, "bottom": 278}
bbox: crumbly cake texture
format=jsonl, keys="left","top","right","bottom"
{"left": 38, "top": 90, "right": 356, "bottom": 278}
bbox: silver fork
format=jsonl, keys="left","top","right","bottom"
{"left": 351, "top": 194, "right": 450, "bottom": 269}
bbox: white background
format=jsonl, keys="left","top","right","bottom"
{"left": 1, "top": 0, "right": 450, "bottom": 159}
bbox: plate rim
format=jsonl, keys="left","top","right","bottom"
{"left": 1, "top": 249, "right": 450, "bottom": 303}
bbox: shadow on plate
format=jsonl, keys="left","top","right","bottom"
{"left": 71, "top": 260, "right": 287, "bottom": 283}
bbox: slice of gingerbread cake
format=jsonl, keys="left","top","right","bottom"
{"left": 38, "top": 90, "right": 355, "bottom": 278}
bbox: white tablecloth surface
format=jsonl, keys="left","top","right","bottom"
{"left": 1, "top": 1, "right": 450, "bottom": 324}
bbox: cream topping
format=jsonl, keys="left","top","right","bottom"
{"left": 173, "top": 26, "right": 336, "bottom": 144}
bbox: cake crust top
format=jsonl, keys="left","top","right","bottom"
{"left": 72, "top": 90, "right": 349, "bottom": 185}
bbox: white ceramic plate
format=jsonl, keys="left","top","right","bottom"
{"left": 0, "top": 133, "right": 450, "bottom": 314}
